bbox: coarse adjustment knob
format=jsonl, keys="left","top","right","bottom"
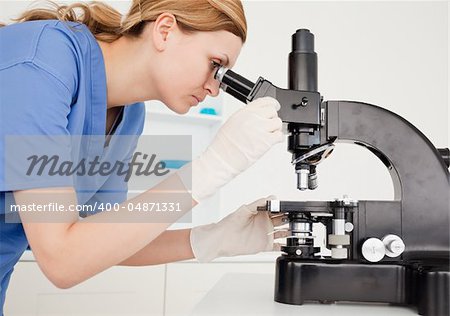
{"left": 382, "top": 234, "right": 405, "bottom": 258}
{"left": 361, "top": 238, "right": 385, "bottom": 262}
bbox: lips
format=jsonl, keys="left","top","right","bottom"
{"left": 193, "top": 95, "right": 205, "bottom": 103}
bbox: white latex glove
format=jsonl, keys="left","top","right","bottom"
{"left": 190, "top": 196, "right": 288, "bottom": 263}
{"left": 178, "top": 97, "right": 283, "bottom": 203}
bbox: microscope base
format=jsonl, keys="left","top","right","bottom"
{"left": 274, "top": 256, "right": 449, "bottom": 316}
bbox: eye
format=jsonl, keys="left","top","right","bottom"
{"left": 210, "top": 60, "right": 222, "bottom": 70}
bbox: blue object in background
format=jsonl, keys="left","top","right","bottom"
{"left": 199, "top": 107, "right": 217, "bottom": 116}
{"left": 161, "top": 160, "right": 190, "bottom": 169}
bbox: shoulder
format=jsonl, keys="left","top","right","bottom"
{"left": 0, "top": 20, "right": 97, "bottom": 96}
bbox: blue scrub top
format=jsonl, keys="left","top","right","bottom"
{"left": 0, "top": 20, "right": 145, "bottom": 313}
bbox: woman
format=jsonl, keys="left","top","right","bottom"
{"left": 0, "top": 0, "right": 285, "bottom": 311}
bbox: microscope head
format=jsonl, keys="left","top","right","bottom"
{"left": 214, "top": 29, "right": 334, "bottom": 191}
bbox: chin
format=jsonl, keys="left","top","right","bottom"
{"left": 177, "top": 108, "right": 190, "bottom": 115}
{"left": 163, "top": 99, "right": 189, "bottom": 114}
{"left": 170, "top": 104, "right": 190, "bottom": 115}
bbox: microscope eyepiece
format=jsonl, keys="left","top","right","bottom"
{"left": 292, "top": 29, "right": 315, "bottom": 53}
{"left": 289, "top": 28, "right": 318, "bottom": 92}
{"left": 214, "top": 66, "right": 256, "bottom": 103}
{"left": 214, "top": 66, "right": 228, "bottom": 83}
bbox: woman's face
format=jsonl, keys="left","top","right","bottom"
{"left": 148, "top": 15, "right": 243, "bottom": 114}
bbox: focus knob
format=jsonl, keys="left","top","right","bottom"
{"left": 361, "top": 238, "right": 385, "bottom": 262}
{"left": 382, "top": 234, "right": 405, "bottom": 258}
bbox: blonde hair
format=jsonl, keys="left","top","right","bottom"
{"left": 1, "top": 0, "right": 247, "bottom": 43}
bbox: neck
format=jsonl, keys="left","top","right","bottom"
{"left": 97, "top": 35, "right": 157, "bottom": 109}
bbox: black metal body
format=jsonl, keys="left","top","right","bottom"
{"left": 275, "top": 258, "right": 450, "bottom": 316}
{"left": 214, "top": 29, "right": 449, "bottom": 316}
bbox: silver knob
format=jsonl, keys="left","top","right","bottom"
{"left": 382, "top": 234, "right": 405, "bottom": 258}
{"left": 344, "top": 222, "right": 354, "bottom": 232}
{"left": 361, "top": 238, "right": 385, "bottom": 262}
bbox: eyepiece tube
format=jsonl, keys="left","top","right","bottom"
{"left": 215, "top": 66, "right": 255, "bottom": 100}
{"left": 220, "top": 84, "right": 249, "bottom": 103}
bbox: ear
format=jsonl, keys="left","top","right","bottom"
{"left": 152, "top": 13, "right": 178, "bottom": 51}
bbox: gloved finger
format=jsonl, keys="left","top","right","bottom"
{"left": 245, "top": 198, "right": 269, "bottom": 215}
{"left": 247, "top": 104, "right": 279, "bottom": 119}
{"left": 245, "top": 195, "right": 277, "bottom": 215}
{"left": 268, "top": 130, "right": 284, "bottom": 144}
{"left": 246, "top": 97, "right": 270, "bottom": 109}
{"left": 248, "top": 97, "right": 281, "bottom": 112}
{"left": 273, "top": 242, "right": 282, "bottom": 251}
{"left": 274, "top": 230, "right": 290, "bottom": 239}
{"left": 267, "top": 229, "right": 290, "bottom": 238}
{"left": 248, "top": 195, "right": 276, "bottom": 208}
{"left": 270, "top": 213, "right": 288, "bottom": 227}
{"left": 265, "top": 117, "right": 283, "bottom": 132}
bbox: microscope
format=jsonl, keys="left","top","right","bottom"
{"left": 214, "top": 29, "right": 450, "bottom": 316}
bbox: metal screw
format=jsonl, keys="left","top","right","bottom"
{"left": 293, "top": 97, "right": 309, "bottom": 109}
{"left": 301, "top": 97, "right": 308, "bottom": 106}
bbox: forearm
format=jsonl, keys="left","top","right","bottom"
{"left": 118, "top": 229, "right": 194, "bottom": 266}
{"left": 30, "top": 173, "right": 197, "bottom": 288}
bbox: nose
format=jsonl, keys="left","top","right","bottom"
{"left": 204, "top": 72, "right": 220, "bottom": 97}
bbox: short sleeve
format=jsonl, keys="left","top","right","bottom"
{"left": 0, "top": 62, "right": 75, "bottom": 191}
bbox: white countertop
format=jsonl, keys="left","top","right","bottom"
{"left": 189, "top": 273, "right": 418, "bottom": 316}
{"left": 19, "top": 250, "right": 282, "bottom": 263}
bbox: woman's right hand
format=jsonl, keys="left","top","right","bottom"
{"left": 208, "top": 96, "right": 283, "bottom": 173}
{"left": 179, "top": 97, "right": 283, "bottom": 203}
